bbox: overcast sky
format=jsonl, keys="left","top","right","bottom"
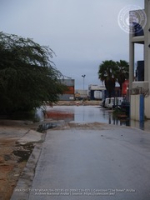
{"left": 0, "top": 0, "right": 144, "bottom": 89}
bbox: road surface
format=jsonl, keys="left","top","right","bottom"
{"left": 28, "top": 123, "right": 150, "bottom": 199}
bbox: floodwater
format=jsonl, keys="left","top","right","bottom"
{"left": 36, "top": 105, "right": 150, "bottom": 132}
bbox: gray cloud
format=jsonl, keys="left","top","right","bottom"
{"left": 0, "top": 0, "right": 144, "bottom": 88}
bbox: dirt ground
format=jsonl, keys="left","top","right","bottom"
{"left": 0, "top": 126, "right": 35, "bottom": 200}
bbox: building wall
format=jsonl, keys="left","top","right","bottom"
{"left": 90, "top": 90, "right": 102, "bottom": 100}
{"left": 129, "top": 1, "right": 150, "bottom": 120}
{"left": 59, "top": 79, "right": 75, "bottom": 101}
{"left": 130, "top": 95, "right": 140, "bottom": 120}
{"left": 65, "top": 86, "right": 74, "bottom": 94}
{"left": 88, "top": 85, "right": 106, "bottom": 100}
{"left": 75, "top": 90, "right": 88, "bottom": 99}
{"left": 145, "top": 96, "right": 150, "bottom": 118}
{"left": 131, "top": 94, "right": 150, "bottom": 120}
{"left": 88, "top": 85, "right": 106, "bottom": 91}
{"left": 59, "top": 94, "right": 74, "bottom": 101}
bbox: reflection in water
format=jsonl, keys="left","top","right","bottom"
{"left": 43, "top": 106, "right": 129, "bottom": 126}
{"left": 46, "top": 111, "right": 74, "bottom": 122}
{"left": 108, "top": 111, "right": 130, "bottom": 127}
{"left": 36, "top": 106, "right": 149, "bottom": 131}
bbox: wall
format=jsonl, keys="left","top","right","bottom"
{"left": 59, "top": 94, "right": 74, "bottom": 101}
{"left": 65, "top": 86, "right": 74, "bottom": 94}
{"left": 129, "top": 1, "right": 150, "bottom": 121}
{"left": 90, "top": 90, "right": 102, "bottom": 100}
{"left": 131, "top": 94, "right": 146, "bottom": 120}
{"left": 75, "top": 90, "right": 88, "bottom": 99}
{"left": 145, "top": 96, "right": 150, "bottom": 118}
{"left": 59, "top": 79, "right": 75, "bottom": 101}
{"left": 130, "top": 95, "right": 140, "bottom": 120}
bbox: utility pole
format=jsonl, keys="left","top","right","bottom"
{"left": 82, "top": 75, "right": 86, "bottom": 90}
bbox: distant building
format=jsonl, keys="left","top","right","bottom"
{"left": 75, "top": 90, "right": 88, "bottom": 100}
{"left": 88, "top": 85, "right": 106, "bottom": 100}
{"left": 59, "top": 79, "right": 75, "bottom": 101}
{"left": 88, "top": 84, "right": 124, "bottom": 100}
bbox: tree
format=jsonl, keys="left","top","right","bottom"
{"left": 116, "top": 60, "right": 129, "bottom": 95}
{"left": 98, "top": 60, "right": 118, "bottom": 98}
{"left": 0, "top": 32, "right": 66, "bottom": 115}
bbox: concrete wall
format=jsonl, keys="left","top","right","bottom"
{"left": 59, "top": 94, "right": 74, "bottom": 101}
{"left": 130, "top": 95, "right": 140, "bottom": 120}
{"left": 131, "top": 94, "right": 150, "bottom": 120}
{"left": 145, "top": 96, "right": 150, "bottom": 118}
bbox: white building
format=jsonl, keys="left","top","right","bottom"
{"left": 88, "top": 85, "right": 106, "bottom": 100}
{"left": 129, "top": 0, "right": 150, "bottom": 120}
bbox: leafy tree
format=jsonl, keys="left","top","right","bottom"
{"left": 98, "top": 60, "right": 118, "bottom": 98}
{"left": 116, "top": 60, "right": 129, "bottom": 94}
{"left": 0, "top": 32, "right": 66, "bottom": 115}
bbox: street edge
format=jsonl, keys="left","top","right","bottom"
{"left": 10, "top": 132, "right": 47, "bottom": 200}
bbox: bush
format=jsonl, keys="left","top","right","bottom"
{"left": 0, "top": 32, "right": 66, "bottom": 115}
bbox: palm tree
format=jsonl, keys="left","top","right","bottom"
{"left": 98, "top": 60, "right": 118, "bottom": 98}
{"left": 116, "top": 60, "right": 129, "bottom": 95}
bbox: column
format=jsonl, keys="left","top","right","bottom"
{"left": 129, "top": 42, "right": 134, "bottom": 92}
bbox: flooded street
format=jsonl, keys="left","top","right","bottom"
{"left": 45, "top": 106, "right": 127, "bottom": 124}
{"left": 37, "top": 105, "right": 150, "bottom": 132}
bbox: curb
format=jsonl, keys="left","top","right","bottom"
{"left": 10, "top": 132, "right": 46, "bottom": 200}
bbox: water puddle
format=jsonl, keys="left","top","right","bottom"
{"left": 35, "top": 105, "right": 150, "bottom": 132}
{"left": 43, "top": 106, "right": 129, "bottom": 124}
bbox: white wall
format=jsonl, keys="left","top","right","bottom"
{"left": 130, "top": 95, "right": 140, "bottom": 120}
{"left": 145, "top": 96, "right": 150, "bottom": 118}
{"left": 131, "top": 94, "right": 150, "bottom": 120}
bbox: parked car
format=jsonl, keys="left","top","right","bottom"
{"left": 100, "top": 99, "right": 105, "bottom": 107}
{"left": 105, "top": 97, "right": 124, "bottom": 109}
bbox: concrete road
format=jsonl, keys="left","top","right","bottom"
{"left": 28, "top": 125, "right": 150, "bottom": 200}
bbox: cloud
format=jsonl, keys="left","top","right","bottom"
{"left": 0, "top": 0, "right": 144, "bottom": 89}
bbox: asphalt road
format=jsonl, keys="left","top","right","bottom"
{"left": 28, "top": 125, "right": 150, "bottom": 200}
